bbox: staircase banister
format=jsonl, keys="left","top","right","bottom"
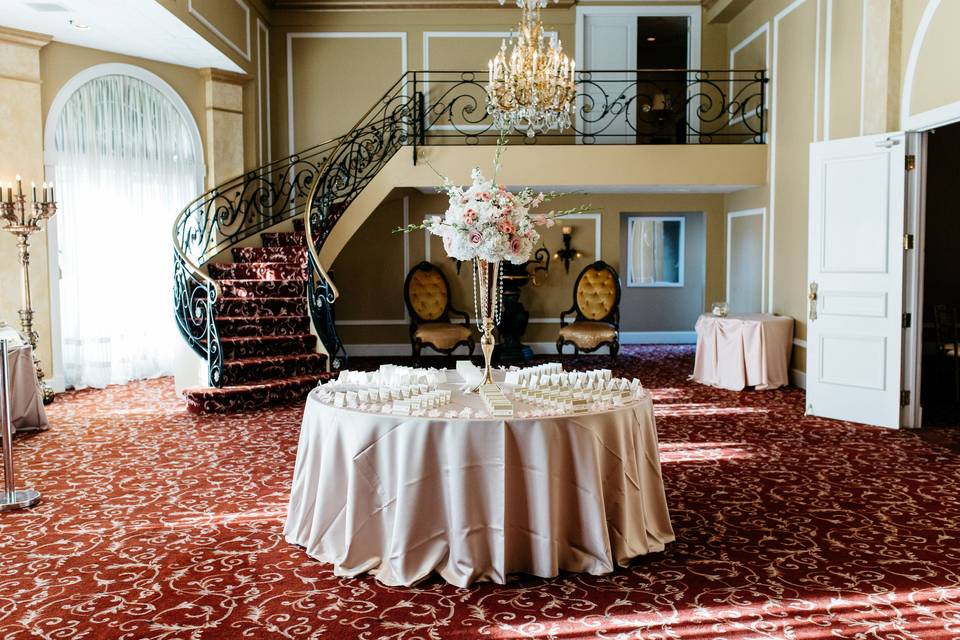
{"left": 302, "top": 71, "right": 414, "bottom": 303}
{"left": 171, "top": 131, "right": 352, "bottom": 304}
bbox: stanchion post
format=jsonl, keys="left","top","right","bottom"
{"left": 0, "top": 339, "right": 41, "bottom": 511}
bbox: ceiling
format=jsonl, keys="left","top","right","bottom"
{"left": 1, "top": 0, "right": 242, "bottom": 72}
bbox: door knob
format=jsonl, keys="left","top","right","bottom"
{"left": 808, "top": 281, "right": 818, "bottom": 321}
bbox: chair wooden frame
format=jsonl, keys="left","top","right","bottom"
{"left": 556, "top": 260, "right": 622, "bottom": 359}
{"left": 403, "top": 261, "right": 475, "bottom": 364}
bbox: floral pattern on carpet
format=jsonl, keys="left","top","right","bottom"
{"left": 2, "top": 345, "right": 960, "bottom": 639}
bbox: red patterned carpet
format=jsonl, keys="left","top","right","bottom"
{"left": 3, "top": 345, "right": 960, "bottom": 639}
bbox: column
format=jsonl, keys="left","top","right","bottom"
{"left": 201, "top": 68, "right": 249, "bottom": 188}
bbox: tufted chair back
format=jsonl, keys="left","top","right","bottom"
{"left": 573, "top": 262, "right": 621, "bottom": 323}
{"left": 405, "top": 262, "right": 451, "bottom": 322}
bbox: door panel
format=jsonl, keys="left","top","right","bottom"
{"left": 807, "top": 132, "right": 906, "bottom": 428}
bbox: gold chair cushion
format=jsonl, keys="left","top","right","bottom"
{"left": 558, "top": 321, "right": 617, "bottom": 350}
{"left": 408, "top": 269, "right": 448, "bottom": 321}
{"left": 576, "top": 267, "right": 617, "bottom": 320}
{"left": 415, "top": 323, "right": 472, "bottom": 350}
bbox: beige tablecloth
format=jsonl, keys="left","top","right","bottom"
{"left": 4, "top": 343, "right": 48, "bottom": 433}
{"left": 284, "top": 378, "right": 674, "bottom": 587}
{"left": 692, "top": 313, "right": 794, "bottom": 391}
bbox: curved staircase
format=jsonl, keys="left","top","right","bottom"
{"left": 182, "top": 218, "right": 331, "bottom": 413}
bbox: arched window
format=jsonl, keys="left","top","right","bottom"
{"left": 48, "top": 65, "right": 204, "bottom": 389}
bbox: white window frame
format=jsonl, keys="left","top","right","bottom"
{"left": 626, "top": 215, "right": 685, "bottom": 288}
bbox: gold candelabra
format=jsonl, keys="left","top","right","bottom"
{"left": 1, "top": 176, "right": 57, "bottom": 404}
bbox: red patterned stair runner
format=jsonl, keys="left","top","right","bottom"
{"left": 182, "top": 218, "right": 331, "bottom": 413}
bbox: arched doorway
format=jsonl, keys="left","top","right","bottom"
{"left": 45, "top": 64, "right": 204, "bottom": 389}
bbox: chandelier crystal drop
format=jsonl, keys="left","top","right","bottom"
{"left": 487, "top": 0, "right": 576, "bottom": 137}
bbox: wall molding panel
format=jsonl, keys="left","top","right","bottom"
{"left": 768, "top": 0, "right": 815, "bottom": 313}
{"left": 725, "top": 207, "right": 766, "bottom": 312}
{"left": 188, "top": 0, "right": 252, "bottom": 62}
{"left": 285, "top": 31, "right": 408, "bottom": 154}
{"left": 256, "top": 18, "right": 271, "bottom": 165}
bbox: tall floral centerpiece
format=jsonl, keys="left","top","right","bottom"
{"left": 397, "top": 142, "right": 588, "bottom": 389}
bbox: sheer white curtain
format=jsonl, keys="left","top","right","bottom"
{"left": 54, "top": 74, "right": 201, "bottom": 389}
{"left": 630, "top": 219, "right": 666, "bottom": 285}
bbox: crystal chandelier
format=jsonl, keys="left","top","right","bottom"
{"left": 487, "top": 0, "right": 576, "bottom": 137}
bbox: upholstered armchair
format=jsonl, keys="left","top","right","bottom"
{"left": 404, "top": 261, "right": 475, "bottom": 364}
{"left": 556, "top": 261, "right": 622, "bottom": 359}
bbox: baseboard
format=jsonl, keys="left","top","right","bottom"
{"left": 790, "top": 368, "right": 806, "bottom": 389}
{"left": 345, "top": 342, "right": 561, "bottom": 357}
{"left": 345, "top": 334, "right": 697, "bottom": 358}
{"left": 621, "top": 331, "right": 697, "bottom": 344}
{"left": 47, "top": 374, "right": 66, "bottom": 393}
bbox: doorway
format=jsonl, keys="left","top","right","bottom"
{"left": 636, "top": 16, "right": 688, "bottom": 143}
{"left": 918, "top": 122, "right": 960, "bottom": 428}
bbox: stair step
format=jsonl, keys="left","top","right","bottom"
{"left": 220, "top": 334, "right": 317, "bottom": 359}
{"left": 216, "top": 315, "right": 310, "bottom": 337}
{"left": 222, "top": 353, "right": 326, "bottom": 386}
{"left": 262, "top": 231, "right": 307, "bottom": 248}
{"left": 183, "top": 372, "right": 332, "bottom": 414}
{"left": 208, "top": 262, "right": 306, "bottom": 281}
{"left": 231, "top": 246, "right": 306, "bottom": 264}
{"left": 218, "top": 296, "right": 306, "bottom": 318}
{"left": 219, "top": 279, "right": 305, "bottom": 299}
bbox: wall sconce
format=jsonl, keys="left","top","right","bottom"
{"left": 553, "top": 225, "right": 582, "bottom": 274}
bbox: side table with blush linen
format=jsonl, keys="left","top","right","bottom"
{"left": 3, "top": 341, "right": 48, "bottom": 433}
{"left": 692, "top": 313, "right": 794, "bottom": 391}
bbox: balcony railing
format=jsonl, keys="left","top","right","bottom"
{"left": 411, "top": 69, "right": 767, "bottom": 149}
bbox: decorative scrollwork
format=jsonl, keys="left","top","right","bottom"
{"left": 305, "top": 76, "right": 419, "bottom": 364}
{"left": 413, "top": 69, "right": 767, "bottom": 145}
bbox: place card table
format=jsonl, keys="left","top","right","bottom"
{"left": 284, "top": 372, "right": 674, "bottom": 587}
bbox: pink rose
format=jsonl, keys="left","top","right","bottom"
{"left": 463, "top": 209, "right": 477, "bottom": 225}
{"left": 480, "top": 192, "right": 491, "bottom": 201}
{"left": 497, "top": 219, "right": 515, "bottom": 234}
{"left": 509, "top": 235, "right": 523, "bottom": 254}
{"left": 468, "top": 230, "right": 483, "bottom": 245}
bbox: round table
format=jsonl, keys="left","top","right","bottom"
{"left": 283, "top": 374, "right": 674, "bottom": 587}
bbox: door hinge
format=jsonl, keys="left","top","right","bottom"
{"left": 904, "top": 233, "right": 915, "bottom": 250}
{"left": 902, "top": 312, "right": 912, "bottom": 328}
{"left": 901, "top": 390, "right": 911, "bottom": 406}
{"left": 906, "top": 154, "right": 916, "bottom": 171}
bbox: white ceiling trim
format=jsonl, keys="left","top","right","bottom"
{"left": 1, "top": 0, "right": 242, "bottom": 72}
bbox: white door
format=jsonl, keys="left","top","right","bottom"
{"left": 580, "top": 15, "right": 636, "bottom": 143}
{"left": 807, "top": 132, "right": 907, "bottom": 429}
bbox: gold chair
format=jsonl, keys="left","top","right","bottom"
{"left": 404, "top": 261, "right": 475, "bottom": 364}
{"left": 557, "top": 261, "right": 621, "bottom": 359}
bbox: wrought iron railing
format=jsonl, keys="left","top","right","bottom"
{"left": 172, "top": 136, "right": 343, "bottom": 386}
{"left": 174, "top": 68, "right": 767, "bottom": 385}
{"left": 413, "top": 69, "right": 767, "bottom": 146}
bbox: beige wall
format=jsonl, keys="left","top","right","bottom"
{"left": 332, "top": 189, "right": 725, "bottom": 347}
{"left": 902, "top": 0, "right": 960, "bottom": 124}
